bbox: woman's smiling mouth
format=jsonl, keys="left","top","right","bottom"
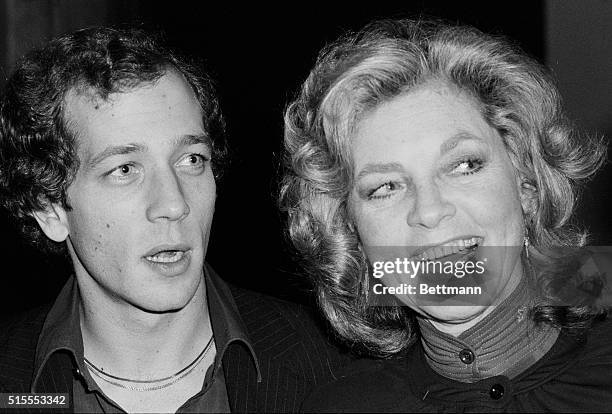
{"left": 412, "top": 237, "right": 483, "bottom": 261}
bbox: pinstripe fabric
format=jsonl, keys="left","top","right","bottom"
{"left": 225, "top": 288, "right": 348, "bottom": 412}
{"left": 0, "top": 305, "right": 73, "bottom": 413}
{"left": 0, "top": 279, "right": 348, "bottom": 413}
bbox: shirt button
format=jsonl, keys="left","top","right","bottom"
{"left": 489, "top": 384, "right": 504, "bottom": 400}
{"left": 458, "top": 348, "right": 474, "bottom": 364}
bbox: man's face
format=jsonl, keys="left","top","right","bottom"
{"left": 58, "top": 71, "right": 215, "bottom": 312}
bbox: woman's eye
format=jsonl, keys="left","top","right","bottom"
{"left": 368, "top": 182, "right": 400, "bottom": 200}
{"left": 454, "top": 158, "right": 484, "bottom": 175}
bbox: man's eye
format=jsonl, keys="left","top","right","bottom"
{"left": 188, "top": 154, "right": 204, "bottom": 165}
{"left": 178, "top": 153, "right": 208, "bottom": 172}
{"left": 109, "top": 164, "right": 138, "bottom": 178}
{"left": 368, "top": 182, "right": 401, "bottom": 200}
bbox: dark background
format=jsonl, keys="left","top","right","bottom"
{"left": 1, "top": 0, "right": 610, "bottom": 316}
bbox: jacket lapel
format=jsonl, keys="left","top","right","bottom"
{"left": 222, "top": 342, "right": 259, "bottom": 412}
{"left": 33, "top": 351, "right": 73, "bottom": 413}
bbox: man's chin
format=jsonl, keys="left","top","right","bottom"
{"left": 133, "top": 302, "right": 189, "bottom": 314}
{"left": 125, "top": 272, "right": 204, "bottom": 314}
{"left": 128, "top": 292, "right": 200, "bottom": 314}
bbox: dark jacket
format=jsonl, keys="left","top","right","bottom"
{"left": 303, "top": 316, "right": 612, "bottom": 413}
{"left": 0, "top": 276, "right": 347, "bottom": 413}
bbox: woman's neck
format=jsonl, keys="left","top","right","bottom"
{"left": 427, "top": 273, "right": 523, "bottom": 337}
{"left": 417, "top": 276, "right": 559, "bottom": 382}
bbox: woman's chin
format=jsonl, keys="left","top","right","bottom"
{"left": 418, "top": 304, "right": 491, "bottom": 327}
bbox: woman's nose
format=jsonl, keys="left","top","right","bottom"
{"left": 406, "top": 181, "right": 456, "bottom": 229}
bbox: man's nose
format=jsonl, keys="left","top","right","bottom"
{"left": 406, "top": 181, "right": 455, "bottom": 229}
{"left": 146, "top": 169, "right": 190, "bottom": 222}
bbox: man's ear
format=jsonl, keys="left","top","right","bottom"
{"left": 519, "top": 181, "right": 538, "bottom": 217}
{"left": 30, "top": 203, "right": 70, "bottom": 242}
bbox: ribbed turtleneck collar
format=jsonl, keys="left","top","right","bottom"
{"left": 417, "top": 276, "right": 559, "bottom": 383}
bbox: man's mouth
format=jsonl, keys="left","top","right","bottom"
{"left": 412, "top": 237, "right": 483, "bottom": 261}
{"left": 143, "top": 244, "right": 191, "bottom": 264}
{"left": 145, "top": 250, "right": 187, "bottom": 263}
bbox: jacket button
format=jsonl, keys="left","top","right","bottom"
{"left": 459, "top": 348, "right": 474, "bottom": 364}
{"left": 489, "top": 384, "right": 504, "bottom": 400}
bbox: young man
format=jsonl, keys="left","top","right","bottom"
{"left": 0, "top": 27, "right": 345, "bottom": 413}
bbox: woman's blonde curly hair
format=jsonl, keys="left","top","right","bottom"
{"left": 279, "top": 19, "right": 607, "bottom": 357}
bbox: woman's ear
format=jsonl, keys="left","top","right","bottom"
{"left": 30, "top": 203, "right": 70, "bottom": 242}
{"left": 519, "top": 181, "right": 538, "bottom": 217}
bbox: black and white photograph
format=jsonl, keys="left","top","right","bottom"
{"left": 0, "top": 1, "right": 611, "bottom": 412}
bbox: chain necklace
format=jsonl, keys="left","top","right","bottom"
{"left": 84, "top": 336, "right": 214, "bottom": 392}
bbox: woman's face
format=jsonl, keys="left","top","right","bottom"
{"left": 348, "top": 83, "right": 528, "bottom": 331}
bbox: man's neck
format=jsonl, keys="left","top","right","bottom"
{"left": 78, "top": 274, "right": 213, "bottom": 381}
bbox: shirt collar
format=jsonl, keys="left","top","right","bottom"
{"left": 204, "top": 263, "right": 261, "bottom": 382}
{"left": 32, "top": 264, "right": 261, "bottom": 392}
{"left": 418, "top": 276, "right": 559, "bottom": 382}
{"left": 32, "top": 274, "right": 82, "bottom": 392}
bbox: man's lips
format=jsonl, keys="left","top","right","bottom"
{"left": 143, "top": 244, "right": 191, "bottom": 264}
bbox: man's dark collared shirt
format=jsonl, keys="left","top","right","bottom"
{"left": 30, "top": 266, "right": 261, "bottom": 413}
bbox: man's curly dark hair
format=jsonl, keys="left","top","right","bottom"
{"left": 0, "top": 27, "right": 227, "bottom": 257}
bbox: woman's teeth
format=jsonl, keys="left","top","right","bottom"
{"left": 416, "top": 237, "right": 481, "bottom": 261}
{"left": 146, "top": 251, "right": 185, "bottom": 263}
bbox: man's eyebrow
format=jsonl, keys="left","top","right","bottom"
{"left": 356, "top": 162, "right": 405, "bottom": 180}
{"left": 86, "top": 144, "right": 145, "bottom": 170}
{"left": 85, "top": 134, "right": 212, "bottom": 170}
{"left": 439, "top": 132, "right": 485, "bottom": 155}
{"left": 174, "top": 134, "right": 212, "bottom": 152}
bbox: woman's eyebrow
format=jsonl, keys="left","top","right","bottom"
{"left": 356, "top": 162, "right": 405, "bottom": 180}
{"left": 439, "top": 132, "right": 485, "bottom": 155}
